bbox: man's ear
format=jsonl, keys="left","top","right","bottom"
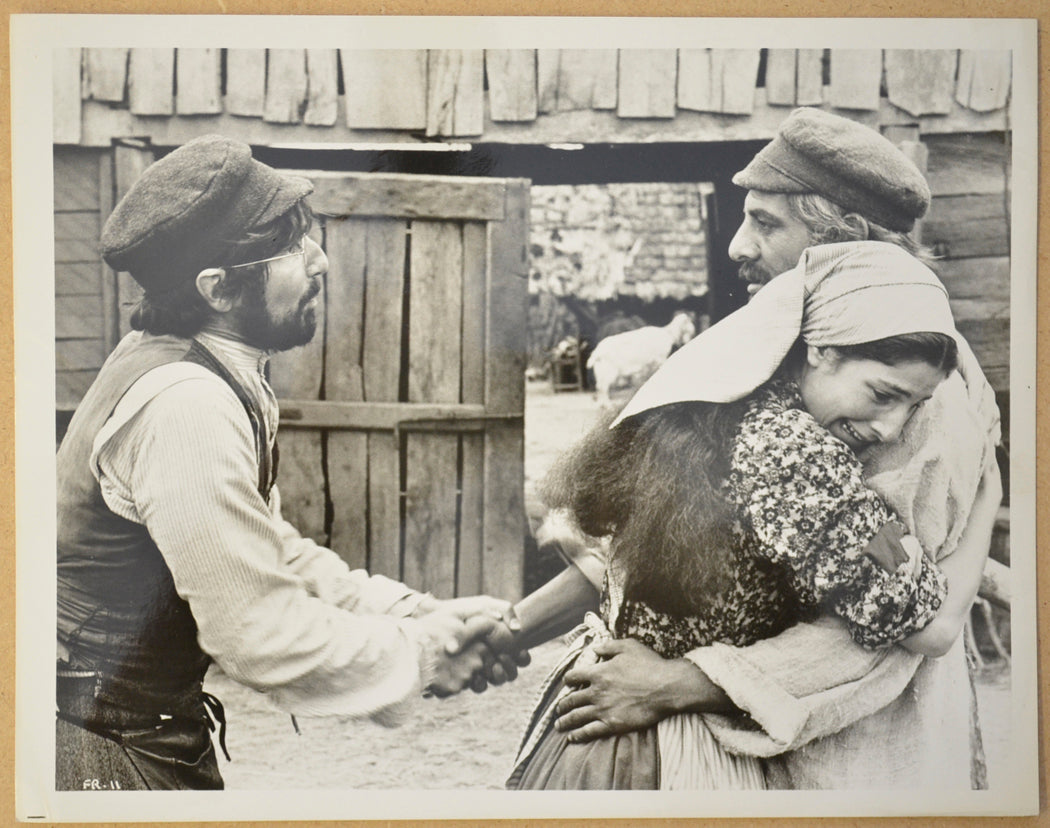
{"left": 842, "top": 212, "right": 871, "bottom": 240}
{"left": 195, "top": 268, "right": 235, "bottom": 312}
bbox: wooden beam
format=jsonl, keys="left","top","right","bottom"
{"left": 306, "top": 171, "right": 506, "bottom": 221}
{"left": 278, "top": 400, "right": 521, "bottom": 431}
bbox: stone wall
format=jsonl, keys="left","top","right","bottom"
{"left": 527, "top": 182, "right": 712, "bottom": 368}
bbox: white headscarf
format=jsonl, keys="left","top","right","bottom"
{"left": 613, "top": 241, "right": 959, "bottom": 427}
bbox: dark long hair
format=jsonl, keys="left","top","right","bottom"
{"left": 130, "top": 201, "right": 314, "bottom": 337}
{"left": 542, "top": 329, "right": 958, "bottom": 618}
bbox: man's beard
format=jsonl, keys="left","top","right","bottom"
{"left": 237, "top": 276, "right": 321, "bottom": 352}
{"left": 737, "top": 260, "right": 776, "bottom": 289}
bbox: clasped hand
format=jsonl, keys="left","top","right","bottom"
{"left": 414, "top": 595, "right": 530, "bottom": 698}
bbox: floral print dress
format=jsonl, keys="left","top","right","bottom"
{"left": 510, "top": 378, "right": 947, "bottom": 790}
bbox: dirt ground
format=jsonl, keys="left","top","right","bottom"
{"left": 207, "top": 382, "right": 1013, "bottom": 790}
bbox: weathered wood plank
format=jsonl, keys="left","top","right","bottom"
{"left": 307, "top": 172, "right": 505, "bottom": 221}
{"left": 764, "top": 49, "right": 798, "bottom": 106}
{"left": 409, "top": 221, "right": 463, "bottom": 404}
{"left": 225, "top": 49, "right": 266, "bottom": 117}
{"left": 559, "top": 50, "right": 619, "bottom": 112}
{"left": 884, "top": 50, "right": 956, "bottom": 117}
{"left": 536, "top": 49, "right": 560, "bottom": 114}
{"left": 54, "top": 150, "right": 100, "bottom": 211}
{"left": 367, "top": 431, "right": 401, "bottom": 580}
{"left": 128, "top": 49, "right": 174, "bottom": 116}
{"left": 403, "top": 432, "right": 459, "bottom": 596}
{"left": 486, "top": 50, "right": 537, "bottom": 122}
{"left": 56, "top": 295, "right": 102, "bottom": 339}
{"left": 618, "top": 50, "right": 677, "bottom": 119}
{"left": 719, "top": 50, "right": 762, "bottom": 115}
{"left": 427, "top": 50, "right": 485, "bottom": 137}
{"left": 924, "top": 133, "right": 1009, "bottom": 197}
{"left": 341, "top": 50, "right": 427, "bottom": 130}
{"left": 924, "top": 194, "right": 1009, "bottom": 259}
{"left": 362, "top": 220, "right": 408, "bottom": 403}
{"left": 461, "top": 222, "right": 487, "bottom": 407}
{"left": 55, "top": 237, "right": 98, "bottom": 264}
{"left": 592, "top": 49, "right": 619, "bottom": 110}
{"left": 56, "top": 338, "right": 105, "bottom": 372}
{"left": 829, "top": 49, "right": 882, "bottom": 110}
{"left": 304, "top": 49, "right": 339, "bottom": 127}
{"left": 82, "top": 48, "right": 128, "bottom": 102}
{"left": 956, "top": 50, "right": 1012, "bottom": 113}
{"left": 323, "top": 218, "right": 368, "bottom": 569}
{"left": 264, "top": 49, "right": 308, "bottom": 124}
{"left": 955, "top": 317, "right": 1009, "bottom": 392}
{"left": 457, "top": 431, "right": 485, "bottom": 596}
{"left": 53, "top": 48, "right": 83, "bottom": 144}
{"left": 54, "top": 211, "right": 99, "bottom": 245}
{"left": 935, "top": 256, "right": 1011, "bottom": 303}
{"left": 56, "top": 262, "right": 99, "bottom": 296}
{"left": 175, "top": 49, "right": 221, "bottom": 115}
{"left": 324, "top": 219, "right": 366, "bottom": 403}
{"left": 482, "top": 180, "right": 528, "bottom": 600}
{"left": 56, "top": 370, "right": 98, "bottom": 409}
{"left": 677, "top": 49, "right": 715, "bottom": 112}
{"left": 796, "top": 49, "right": 825, "bottom": 106}
{"left": 456, "top": 220, "right": 489, "bottom": 597}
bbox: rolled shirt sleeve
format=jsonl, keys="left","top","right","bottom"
{"left": 729, "top": 403, "right": 947, "bottom": 649}
{"left": 94, "top": 374, "right": 429, "bottom": 722}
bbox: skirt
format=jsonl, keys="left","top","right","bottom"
{"left": 507, "top": 613, "right": 767, "bottom": 790}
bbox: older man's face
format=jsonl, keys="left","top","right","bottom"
{"left": 727, "top": 191, "right": 813, "bottom": 296}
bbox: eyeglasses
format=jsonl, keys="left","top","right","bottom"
{"left": 227, "top": 238, "right": 306, "bottom": 270}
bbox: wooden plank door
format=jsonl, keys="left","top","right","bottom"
{"left": 273, "top": 172, "right": 529, "bottom": 601}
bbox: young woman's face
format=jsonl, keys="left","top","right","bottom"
{"left": 798, "top": 346, "right": 948, "bottom": 453}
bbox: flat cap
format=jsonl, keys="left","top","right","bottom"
{"left": 100, "top": 134, "right": 313, "bottom": 292}
{"left": 732, "top": 108, "right": 930, "bottom": 232}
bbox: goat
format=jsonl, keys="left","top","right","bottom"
{"left": 586, "top": 311, "right": 696, "bottom": 406}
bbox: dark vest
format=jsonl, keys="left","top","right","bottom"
{"left": 57, "top": 332, "right": 276, "bottom": 715}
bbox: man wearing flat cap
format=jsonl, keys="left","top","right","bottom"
{"left": 528, "top": 109, "right": 1001, "bottom": 788}
{"left": 55, "top": 135, "right": 522, "bottom": 790}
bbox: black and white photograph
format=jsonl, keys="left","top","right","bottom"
{"left": 11, "top": 14, "right": 1039, "bottom": 822}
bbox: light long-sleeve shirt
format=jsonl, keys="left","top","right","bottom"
{"left": 90, "top": 330, "right": 432, "bottom": 723}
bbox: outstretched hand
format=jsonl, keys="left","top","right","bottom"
{"left": 418, "top": 595, "right": 531, "bottom": 697}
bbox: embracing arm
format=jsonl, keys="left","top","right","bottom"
{"left": 899, "top": 459, "right": 1002, "bottom": 656}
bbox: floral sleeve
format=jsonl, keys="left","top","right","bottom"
{"left": 727, "top": 398, "right": 946, "bottom": 649}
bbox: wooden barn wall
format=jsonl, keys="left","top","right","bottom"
{"left": 55, "top": 48, "right": 1011, "bottom": 147}
{"left": 52, "top": 47, "right": 1014, "bottom": 405}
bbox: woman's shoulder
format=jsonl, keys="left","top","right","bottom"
{"left": 736, "top": 379, "right": 858, "bottom": 466}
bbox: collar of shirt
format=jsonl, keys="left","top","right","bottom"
{"left": 194, "top": 330, "right": 280, "bottom": 442}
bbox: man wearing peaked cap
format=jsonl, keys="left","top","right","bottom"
{"left": 528, "top": 109, "right": 1001, "bottom": 789}
{"left": 56, "top": 135, "right": 524, "bottom": 790}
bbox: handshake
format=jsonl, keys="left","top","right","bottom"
{"left": 410, "top": 595, "right": 530, "bottom": 698}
